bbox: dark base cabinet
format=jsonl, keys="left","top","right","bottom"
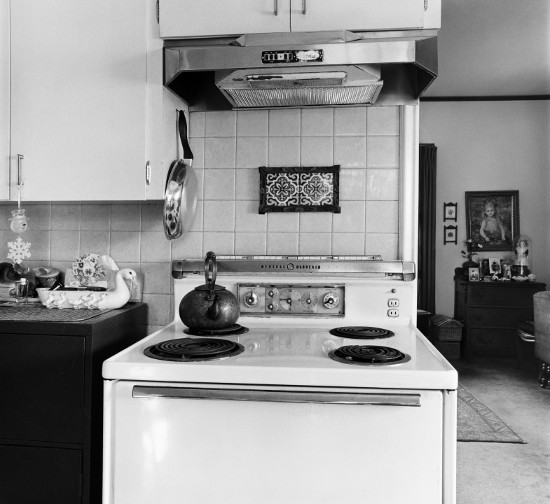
{"left": 0, "top": 303, "right": 147, "bottom": 504}
{"left": 454, "top": 280, "right": 546, "bottom": 358}
{"left": 0, "top": 444, "right": 82, "bottom": 504}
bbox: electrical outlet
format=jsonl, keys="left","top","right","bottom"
{"left": 387, "top": 309, "right": 399, "bottom": 317}
{"left": 388, "top": 298, "right": 399, "bottom": 307}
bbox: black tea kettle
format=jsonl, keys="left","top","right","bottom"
{"left": 179, "top": 252, "right": 240, "bottom": 331}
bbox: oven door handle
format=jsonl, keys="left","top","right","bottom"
{"left": 132, "top": 386, "right": 421, "bottom": 407}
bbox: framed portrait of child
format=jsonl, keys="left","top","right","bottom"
{"left": 465, "top": 191, "right": 519, "bottom": 252}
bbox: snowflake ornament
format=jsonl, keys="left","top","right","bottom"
{"left": 7, "top": 236, "right": 32, "bottom": 265}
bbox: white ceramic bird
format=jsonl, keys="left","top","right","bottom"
{"left": 84, "top": 268, "right": 137, "bottom": 310}
{"left": 68, "top": 297, "right": 85, "bottom": 309}
{"left": 51, "top": 292, "right": 67, "bottom": 309}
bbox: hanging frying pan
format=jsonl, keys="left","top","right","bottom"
{"left": 163, "top": 110, "right": 198, "bottom": 240}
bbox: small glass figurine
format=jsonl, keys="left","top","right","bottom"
{"left": 7, "top": 208, "right": 32, "bottom": 265}
{"left": 512, "top": 234, "right": 532, "bottom": 278}
{"left": 9, "top": 208, "right": 29, "bottom": 234}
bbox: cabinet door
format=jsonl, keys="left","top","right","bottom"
{"left": 0, "top": 444, "right": 82, "bottom": 504}
{"left": 0, "top": 333, "right": 85, "bottom": 444}
{"left": 145, "top": 0, "right": 182, "bottom": 199}
{"left": 0, "top": 1, "right": 9, "bottom": 200}
{"left": 290, "top": 0, "right": 428, "bottom": 32}
{"left": 10, "top": 0, "right": 148, "bottom": 201}
{"left": 159, "top": 0, "right": 291, "bottom": 38}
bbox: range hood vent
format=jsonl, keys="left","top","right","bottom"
{"left": 164, "top": 30, "right": 438, "bottom": 110}
{"left": 216, "top": 65, "right": 383, "bottom": 108}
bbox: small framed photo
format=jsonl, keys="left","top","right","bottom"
{"left": 444, "top": 225, "right": 457, "bottom": 245}
{"left": 468, "top": 267, "right": 480, "bottom": 282}
{"left": 444, "top": 202, "right": 457, "bottom": 222}
{"left": 489, "top": 257, "right": 502, "bottom": 275}
{"left": 481, "top": 258, "right": 490, "bottom": 277}
{"left": 465, "top": 190, "right": 519, "bottom": 251}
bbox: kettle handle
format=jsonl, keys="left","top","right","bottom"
{"left": 204, "top": 251, "right": 217, "bottom": 288}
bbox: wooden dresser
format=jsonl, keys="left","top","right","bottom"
{"left": 454, "top": 280, "right": 546, "bottom": 357}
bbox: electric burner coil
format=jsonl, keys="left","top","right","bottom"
{"left": 329, "top": 326, "right": 394, "bottom": 339}
{"left": 144, "top": 338, "right": 244, "bottom": 362}
{"left": 328, "top": 345, "right": 410, "bottom": 365}
{"left": 184, "top": 324, "right": 249, "bottom": 337}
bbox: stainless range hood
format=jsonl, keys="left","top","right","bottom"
{"left": 164, "top": 30, "right": 438, "bottom": 110}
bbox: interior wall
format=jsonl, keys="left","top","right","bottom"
{"left": 419, "top": 100, "right": 550, "bottom": 317}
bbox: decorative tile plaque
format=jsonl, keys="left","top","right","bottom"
{"left": 259, "top": 165, "right": 340, "bottom": 214}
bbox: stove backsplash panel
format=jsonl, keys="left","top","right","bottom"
{"left": 186, "top": 106, "right": 400, "bottom": 258}
{"left": 0, "top": 106, "right": 401, "bottom": 333}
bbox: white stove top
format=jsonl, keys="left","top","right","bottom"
{"left": 103, "top": 318, "right": 457, "bottom": 389}
{"left": 103, "top": 256, "right": 457, "bottom": 390}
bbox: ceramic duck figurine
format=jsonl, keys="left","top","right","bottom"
{"left": 84, "top": 268, "right": 137, "bottom": 310}
{"left": 42, "top": 268, "right": 137, "bottom": 309}
{"left": 44, "top": 291, "right": 67, "bottom": 309}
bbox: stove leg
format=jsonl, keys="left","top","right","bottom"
{"left": 539, "top": 362, "right": 550, "bottom": 388}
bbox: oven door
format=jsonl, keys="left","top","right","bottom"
{"left": 104, "top": 381, "right": 447, "bottom": 504}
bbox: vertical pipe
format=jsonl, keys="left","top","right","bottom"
{"left": 400, "top": 104, "right": 420, "bottom": 324}
{"left": 400, "top": 104, "right": 420, "bottom": 264}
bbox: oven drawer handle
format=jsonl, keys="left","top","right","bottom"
{"left": 132, "top": 386, "right": 421, "bottom": 407}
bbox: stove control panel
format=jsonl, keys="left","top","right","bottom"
{"left": 238, "top": 284, "right": 345, "bottom": 316}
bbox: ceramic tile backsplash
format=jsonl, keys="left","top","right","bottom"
{"left": 0, "top": 106, "right": 401, "bottom": 335}
{"left": 268, "top": 109, "right": 301, "bottom": 137}
{"left": 0, "top": 202, "right": 173, "bottom": 334}
{"left": 268, "top": 136, "right": 301, "bottom": 166}
{"left": 334, "top": 108, "right": 367, "bottom": 136}
{"left": 301, "top": 108, "right": 334, "bottom": 136}
{"left": 237, "top": 137, "right": 268, "bottom": 168}
{"left": 191, "top": 106, "right": 400, "bottom": 258}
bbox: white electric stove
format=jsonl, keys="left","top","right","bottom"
{"left": 103, "top": 255, "right": 457, "bottom": 504}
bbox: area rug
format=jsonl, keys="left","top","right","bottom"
{"left": 457, "top": 384, "right": 525, "bottom": 443}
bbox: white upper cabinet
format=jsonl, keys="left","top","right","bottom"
{"left": 145, "top": 0, "right": 182, "bottom": 200}
{"left": 0, "top": 1, "right": 9, "bottom": 200}
{"left": 159, "top": 0, "right": 440, "bottom": 39}
{"left": 290, "top": 0, "right": 431, "bottom": 32}
{"left": 10, "top": 0, "right": 149, "bottom": 201}
{"left": 159, "top": 0, "right": 291, "bottom": 38}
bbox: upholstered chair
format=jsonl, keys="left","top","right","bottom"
{"left": 534, "top": 291, "right": 550, "bottom": 387}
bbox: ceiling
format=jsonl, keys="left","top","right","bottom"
{"left": 423, "top": 0, "right": 550, "bottom": 98}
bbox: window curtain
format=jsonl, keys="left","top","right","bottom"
{"left": 418, "top": 143, "right": 437, "bottom": 314}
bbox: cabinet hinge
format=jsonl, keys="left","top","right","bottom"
{"left": 156, "top": 0, "right": 160, "bottom": 23}
{"left": 424, "top": 0, "right": 428, "bottom": 11}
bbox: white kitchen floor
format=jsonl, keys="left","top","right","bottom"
{"left": 453, "top": 356, "right": 550, "bottom": 504}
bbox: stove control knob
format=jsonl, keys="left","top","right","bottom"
{"left": 323, "top": 292, "right": 340, "bottom": 309}
{"left": 244, "top": 291, "right": 260, "bottom": 307}
{"left": 267, "top": 303, "right": 274, "bottom": 311}
{"left": 267, "top": 290, "right": 275, "bottom": 298}
{"left": 301, "top": 293, "right": 318, "bottom": 307}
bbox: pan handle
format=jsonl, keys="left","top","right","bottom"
{"left": 177, "top": 110, "right": 194, "bottom": 162}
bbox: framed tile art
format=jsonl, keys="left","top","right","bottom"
{"left": 259, "top": 165, "right": 341, "bottom": 214}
